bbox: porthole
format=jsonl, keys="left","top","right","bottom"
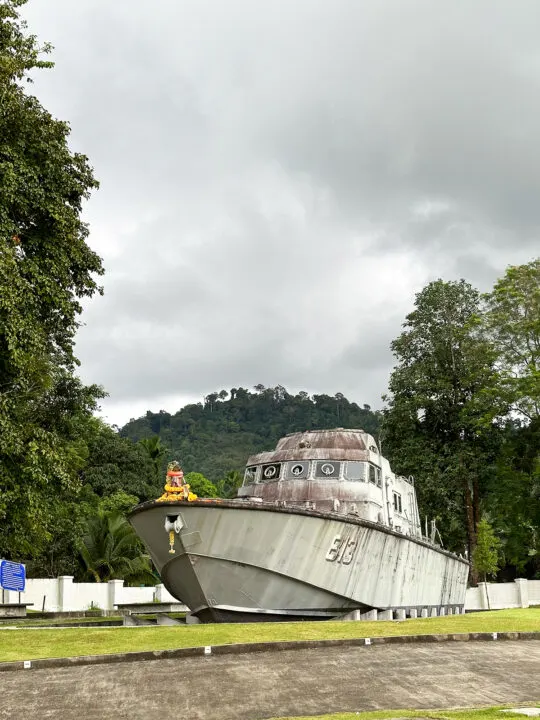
{"left": 314, "top": 461, "right": 340, "bottom": 479}
{"left": 287, "top": 462, "right": 308, "bottom": 479}
{"left": 261, "top": 463, "right": 281, "bottom": 481}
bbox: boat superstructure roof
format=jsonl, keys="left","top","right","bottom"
{"left": 246, "top": 428, "right": 383, "bottom": 465}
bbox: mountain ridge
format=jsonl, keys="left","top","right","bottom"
{"left": 120, "top": 385, "right": 381, "bottom": 483}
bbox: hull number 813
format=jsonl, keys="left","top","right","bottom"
{"left": 325, "top": 531, "right": 360, "bottom": 565}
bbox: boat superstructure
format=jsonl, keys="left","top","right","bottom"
{"left": 129, "top": 428, "right": 469, "bottom": 622}
{"left": 238, "top": 428, "right": 422, "bottom": 535}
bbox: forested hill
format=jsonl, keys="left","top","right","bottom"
{"left": 120, "top": 386, "right": 381, "bottom": 482}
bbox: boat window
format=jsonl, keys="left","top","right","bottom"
{"left": 261, "top": 463, "right": 281, "bottom": 482}
{"left": 393, "top": 491, "right": 403, "bottom": 514}
{"left": 314, "top": 461, "right": 340, "bottom": 479}
{"left": 286, "top": 461, "right": 309, "bottom": 479}
{"left": 345, "top": 462, "right": 365, "bottom": 481}
{"left": 244, "top": 466, "right": 258, "bottom": 485}
{"left": 369, "top": 464, "right": 382, "bottom": 486}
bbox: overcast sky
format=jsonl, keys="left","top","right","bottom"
{"left": 23, "top": 0, "right": 539, "bottom": 426}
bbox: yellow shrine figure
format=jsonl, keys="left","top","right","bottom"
{"left": 156, "top": 461, "right": 198, "bottom": 503}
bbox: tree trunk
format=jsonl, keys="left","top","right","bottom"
{"left": 463, "top": 476, "right": 478, "bottom": 584}
{"left": 473, "top": 475, "right": 481, "bottom": 528}
{"left": 471, "top": 474, "right": 482, "bottom": 584}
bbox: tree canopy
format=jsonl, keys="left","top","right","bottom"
{"left": 120, "top": 386, "right": 381, "bottom": 482}
{"left": 0, "top": 1, "right": 104, "bottom": 560}
{"left": 78, "top": 509, "right": 155, "bottom": 584}
{"left": 483, "top": 258, "right": 540, "bottom": 421}
{"left": 382, "top": 263, "right": 540, "bottom": 579}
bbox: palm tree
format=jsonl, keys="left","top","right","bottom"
{"left": 138, "top": 435, "right": 167, "bottom": 481}
{"left": 78, "top": 510, "right": 155, "bottom": 584}
{"left": 216, "top": 470, "right": 244, "bottom": 498}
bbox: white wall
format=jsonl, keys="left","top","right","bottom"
{"left": 3, "top": 576, "right": 182, "bottom": 612}
{"left": 465, "top": 578, "right": 540, "bottom": 610}
{"left": 4, "top": 575, "right": 539, "bottom": 613}
{"left": 529, "top": 582, "right": 540, "bottom": 605}
{"left": 6, "top": 578, "right": 60, "bottom": 612}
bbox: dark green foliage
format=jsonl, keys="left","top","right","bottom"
{"left": 383, "top": 264, "right": 540, "bottom": 579}
{"left": 138, "top": 436, "right": 167, "bottom": 482}
{"left": 473, "top": 517, "right": 501, "bottom": 581}
{"left": 82, "top": 421, "right": 159, "bottom": 501}
{"left": 77, "top": 509, "right": 155, "bottom": 584}
{"left": 24, "top": 485, "right": 92, "bottom": 578}
{"left": 216, "top": 470, "right": 244, "bottom": 499}
{"left": 184, "top": 472, "right": 218, "bottom": 498}
{"left": 382, "top": 280, "right": 504, "bottom": 562}
{"left": 485, "top": 419, "right": 540, "bottom": 577}
{"left": 483, "top": 258, "right": 540, "bottom": 421}
{"left": 99, "top": 491, "right": 141, "bottom": 516}
{"left": 0, "top": 1, "right": 104, "bottom": 560}
{"left": 473, "top": 516, "right": 502, "bottom": 609}
{"left": 120, "top": 387, "right": 381, "bottom": 483}
{"left": 0, "top": 2, "right": 102, "bottom": 367}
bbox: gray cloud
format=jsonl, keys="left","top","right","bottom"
{"left": 23, "top": 0, "right": 540, "bottom": 424}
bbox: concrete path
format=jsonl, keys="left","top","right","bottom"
{"left": 2, "top": 641, "right": 539, "bottom": 720}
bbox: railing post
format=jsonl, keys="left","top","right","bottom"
{"left": 58, "top": 576, "right": 74, "bottom": 611}
{"left": 107, "top": 579, "right": 124, "bottom": 611}
{"left": 515, "top": 578, "right": 529, "bottom": 608}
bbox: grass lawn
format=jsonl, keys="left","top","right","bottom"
{"left": 266, "top": 707, "right": 540, "bottom": 720}
{"left": 0, "top": 616, "right": 124, "bottom": 627}
{"left": 0, "top": 608, "right": 538, "bottom": 663}
{"left": 1, "top": 612, "right": 186, "bottom": 628}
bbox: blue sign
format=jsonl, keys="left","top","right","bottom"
{"left": 0, "top": 560, "right": 26, "bottom": 592}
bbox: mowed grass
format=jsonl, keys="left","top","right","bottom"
{"left": 0, "top": 608, "right": 538, "bottom": 663}
{"left": 0, "top": 616, "right": 124, "bottom": 627}
{"left": 266, "top": 707, "right": 540, "bottom": 720}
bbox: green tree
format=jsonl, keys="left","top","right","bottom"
{"left": 485, "top": 419, "right": 540, "bottom": 577}
{"left": 120, "top": 386, "right": 381, "bottom": 483}
{"left": 382, "top": 280, "right": 504, "bottom": 568}
{"left": 483, "top": 258, "right": 540, "bottom": 420}
{"left": 216, "top": 469, "right": 243, "bottom": 498}
{"left": 25, "top": 485, "right": 92, "bottom": 578}
{"left": 78, "top": 509, "right": 155, "bottom": 584}
{"left": 473, "top": 517, "right": 501, "bottom": 608}
{"left": 480, "top": 259, "right": 540, "bottom": 578}
{"left": 100, "top": 491, "right": 140, "bottom": 516}
{"left": 0, "top": 1, "right": 104, "bottom": 559}
{"left": 138, "top": 435, "right": 167, "bottom": 481}
{"left": 83, "top": 421, "right": 157, "bottom": 501}
{"left": 184, "top": 472, "right": 218, "bottom": 497}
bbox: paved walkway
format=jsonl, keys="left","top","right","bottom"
{"left": 2, "top": 641, "right": 539, "bottom": 720}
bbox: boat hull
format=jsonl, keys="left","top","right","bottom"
{"left": 129, "top": 500, "right": 469, "bottom": 622}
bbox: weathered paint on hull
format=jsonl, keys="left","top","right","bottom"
{"left": 129, "top": 500, "right": 469, "bottom": 622}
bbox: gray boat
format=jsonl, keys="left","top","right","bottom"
{"left": 129, "top": 428, "right": 469, "bottom": 623}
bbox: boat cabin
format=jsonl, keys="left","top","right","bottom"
{"left": 237, "top": 428, "right": 421, "bottom": 537}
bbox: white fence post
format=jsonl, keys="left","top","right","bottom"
{"left": 515, "top": 578, "right": 529, "bottom": 608}
{"left": 107, "top": 579, "right": 124, "bottom": 611}
{"left": 58, "top": 576, "right": 74, "bottom": 611}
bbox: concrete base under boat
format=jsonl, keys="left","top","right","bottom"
{"left": 187, "top": 603, "right": 466, "bottom": 623}
{"left": 189, "top": 605, "right": 341, "bottom": 623}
